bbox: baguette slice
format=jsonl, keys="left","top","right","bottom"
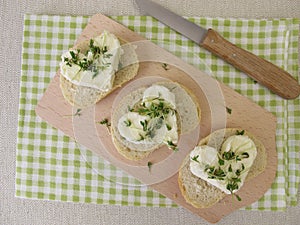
{"left": 60, "top": 38, "right": 139, "bottom": 108}
{"left": 111, "top": 81, "right": 201, "bottom": 161}
{"left": 178, "top": 128, "right": 267, "bottom": 208}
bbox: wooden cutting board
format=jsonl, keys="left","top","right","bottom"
{"left": 35, "top": 14, "right": 277, "bottom": 223}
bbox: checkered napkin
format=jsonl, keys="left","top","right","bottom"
{"left": 16, "top": 14, "right": 299, "bottom": 210}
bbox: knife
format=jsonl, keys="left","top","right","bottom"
{"left": 135, "top": 0, "right": 300, "bottom": 99}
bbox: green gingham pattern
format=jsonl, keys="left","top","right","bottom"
{"left": 16, "top": 14, "right": 299, "bottom": 211}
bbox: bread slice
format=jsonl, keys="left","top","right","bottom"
{"left": 59, "top": 38, "right": 139, "bottom": 108}
{"left": 178, "top": 128, "right": 267, "bottom": 208}
{"left": 111, "top": 81, "right": 201, "bottom": 161}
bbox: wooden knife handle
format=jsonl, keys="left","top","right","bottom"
{"left": 200, "top": 29, "right": 300, "bottom": 99}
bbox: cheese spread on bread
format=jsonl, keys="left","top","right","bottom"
{"left": 117, "top": 85, "right": 178, "bottom": 151}
{"left": 190, "top": 135, "right": 257, "bottom": 194}
{"left": 142, "top": 85, "right": 176, "bottom": 109}
{"left": 60, "top": 30, "right": 122, "bottom": 91}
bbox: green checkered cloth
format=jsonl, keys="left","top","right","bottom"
{"left": 16, "top": 14, "right": 299, "bottom": 211}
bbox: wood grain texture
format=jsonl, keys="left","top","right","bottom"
{"left": 201, "top": 28, "right": 300, "bottom": 99}
{"left": 35, "top": 14, "right": 278, "bottom": 223}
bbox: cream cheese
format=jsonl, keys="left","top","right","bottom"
{"left": 142, "top": 85, "right": 176, "bottom": 109}
{"left": 60, "top": 30, "right": 122, "bottom": 91}
{"left": 117, "top": 85, "right": 178, "bottom": 151}
{"left": 190, "top": 135, "right": 257, "bottom": 194}
{"left": 118, "top": 112, "right": 166, "bottom": 146}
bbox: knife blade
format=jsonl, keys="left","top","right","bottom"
{"left": 135, "top": 0, "right": 300, "bottom": 99}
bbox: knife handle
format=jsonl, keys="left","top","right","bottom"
{"left": 200, "top": 29, "right": 300, "bottom": 99}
